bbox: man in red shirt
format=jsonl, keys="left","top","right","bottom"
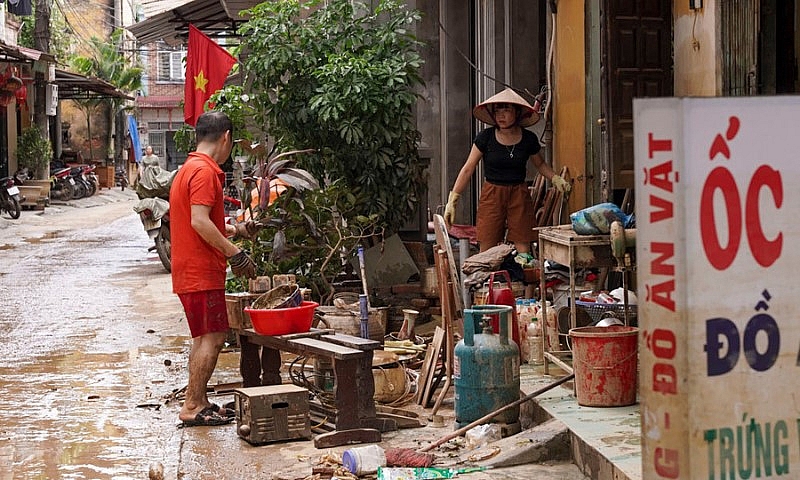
{"left": 171, "top": 111, "right": 257, "bottom": 427}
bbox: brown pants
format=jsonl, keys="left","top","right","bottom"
{"left": 476, "top": 182, "right": 535, "bottom": 251}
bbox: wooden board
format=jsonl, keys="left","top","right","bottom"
{"left": 415, "top": 326, "right": 444, "bottom": 405}
{"left": 433, "top": 214, "right": 464, "bottom": 313}
{"left": 418, "top": 326, "right": 445, "bottom": 407}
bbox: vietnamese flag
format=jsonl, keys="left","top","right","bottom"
{"left": 184, "top": 24, "right": 237, "bottom": 126}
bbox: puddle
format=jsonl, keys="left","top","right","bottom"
{"left": 23, "top": 231, "right": 63, "bottom": 244}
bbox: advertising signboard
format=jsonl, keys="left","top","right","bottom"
{"left": 635, "top": 97, "right": 796, "bottom": 479}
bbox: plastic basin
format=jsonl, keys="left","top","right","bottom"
{"left": 244, "top": 301, "right": 319, "bottom": 336}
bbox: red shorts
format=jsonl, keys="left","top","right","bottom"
{"left": 178, "top": 289, "right": 229, "bottom": 338}
{"left": 476, "top": 182, "right": 536, "bottom": 249}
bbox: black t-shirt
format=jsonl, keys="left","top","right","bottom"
{"left": 474, "top": 127, "right": 541, "bottom": 185}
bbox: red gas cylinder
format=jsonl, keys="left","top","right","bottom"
{"left": 486, "top": 270, "right": 521, "bottom": 358}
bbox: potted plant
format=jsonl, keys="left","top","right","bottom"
{"left": 17, "top": 127, "right": 52, "bottom": 179}
{"left": 17, "top": 127, "right": 53, "bottom": 201}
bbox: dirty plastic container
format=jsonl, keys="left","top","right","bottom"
{"left": 342, "top": 444, "right": 386, "bottom": 475}
{"left": 569, "top": 325, "right": 639, "bottom": 407}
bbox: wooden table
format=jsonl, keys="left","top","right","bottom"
{"left": 537, "top": 225, "right": 615, "bottom": 374}
{"left": 238, "top": 328, "right": 395, "bottom": 448}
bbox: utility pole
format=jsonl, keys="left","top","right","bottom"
{"left": 33, "top": 0, "right": 50, "bottom": 139}
{"left": 33, "top": 0, "right": 51, "bottom": 179}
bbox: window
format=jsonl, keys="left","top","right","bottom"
{"left": 148, "top": 132, "right": 165, "bottom": 156}
{"left": 157, "top": 50, "right": 185, "bottom": 82}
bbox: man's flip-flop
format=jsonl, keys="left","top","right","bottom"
{"left": 180, "top": 406, "right": 234, "bottom": 427}
{"left": 210, "top": 402, "right": 235, "bottom": 418}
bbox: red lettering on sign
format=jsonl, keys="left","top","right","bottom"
{"left": 746, "top": 165, "right": 783, "bottom": 267}
{"left": 653, "top": 364, "right": 677, "bottom": 395}
{"left": 652, "top": 328, "right": 676, "bottom": 358}
{"left": 649, "top": 195, "right": 673, "bottom": 224}
{"left": 649, "top": 243, "right": 675, "bottom": 276}
{"left": 648, "top": 133, "right": 672, "bottom": 158}
{"left": 700, "top": 166, "right": 741, "bottom": 270}
{"left": 647, "top": 161, "right": 675, "bottom": 193}
{"left": 655, "top": 448, "right": 680, "bottom": 478}
{"left": 646, "top": 280, "right": 676, "bottom": 312}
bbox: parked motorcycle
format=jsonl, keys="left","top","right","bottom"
{"left": 133, "top": 197, "right": 171, "bottom": 272}
{"left": 49, "top": 167, "right": 75, "bottom": 201}
{"left": 81, "top": 164, "right": 99, "bottom": 196}
{"left": 0, "top": 175, "right": 23, "bottom": 219}
{"left": 134, "top": 160, "right": 175, "bottom": 273}
{"left": 115, "top": 167, "right": 128, "bottom": 190}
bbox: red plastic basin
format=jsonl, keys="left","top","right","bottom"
{"left": 244, "top": 301, "right": 319, "bottom": 336}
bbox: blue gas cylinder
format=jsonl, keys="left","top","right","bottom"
{"left": 454, "top": 305, "right": 520, "bottom": 428}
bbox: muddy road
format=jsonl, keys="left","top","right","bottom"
{"left": 0, "top": 191, "right": 194, "bottom": 479}
{"left": 0, "top": 190, "right": 589, "bottom": 480}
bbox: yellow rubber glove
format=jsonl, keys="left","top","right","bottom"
{"left": 443, "top": 191, "right": 460, "bottom": 226}
{"left": 551, "top": 175, "right": 571, "bottom": 194}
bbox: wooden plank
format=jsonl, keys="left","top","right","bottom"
{"left": 433, "top": 214, "right": 463, "bottom": 314}
{"left": 414, "top": 342, "right": 436, "bottom": 405}
{"left": 375, "top": 405, "right": 421, "bottom": 418}
{"left": 419, "top": 326, "right": 445, "bottom": 407}
{"left": 288, "top": 337, "right": 365, "bottom": 359}
{"left": 376, "top": 412, "right": 425, "bottom": 429}
{"left": 313, "top": 428, "right": 381, "bottom": 448}
{"left": 322, "top": 332, "right": 380, "bottom": 351}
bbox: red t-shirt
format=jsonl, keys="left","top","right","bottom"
{"left": 170, "top": 152, "right": 227, "bottom": 294}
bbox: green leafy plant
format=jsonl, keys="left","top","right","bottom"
{"left": 237, "top": 0, "right": 427, "bottom": 231}
{"left": 17, "top": 127, "right": 53, "bottom": 179}
{"left": 223, "top": 0, "right": 427, "bottom": 301}
{"left": 70, "top": 29, "right": 142, "bottom": 164}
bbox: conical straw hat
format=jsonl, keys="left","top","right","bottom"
{"left": 473, "top": 88, "right": 539, "bottom": 127}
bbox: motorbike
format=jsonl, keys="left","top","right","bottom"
{"left": 68, "top": 166, "right": 97, "bottom": 199}
{"left": 134, "top": 197, "right": 171, "bottom": 272}
{"left": 0, "top": 175, "right": 23, "bottom": 219}
{"left": 115, "top": 167, "right": 128, "bottom": 190}
{"left": 81, "top": 164, "right": 99, "bottom": 196}
{"left": 49, "top": 167, "right": 76, "bottom": 201}
{"left": 133, "top": 160, "right": 175, "bottom": 273}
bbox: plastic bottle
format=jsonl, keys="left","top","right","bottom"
{"left": 516, "top": 299, "right": 530, "bottom": 361}
{"left": 535, "top": 300, "right": 559, "bottom": 351}
{"left": 342, "top": 444, "right": 386, "bottom": 475}
{"left": 528, "top": 317, "right": 544, "bottom": 365}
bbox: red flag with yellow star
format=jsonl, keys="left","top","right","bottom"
{"left": 184, "top": 24, "right": 237, "bottom": 126}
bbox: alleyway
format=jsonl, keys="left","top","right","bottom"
{"left": 0, "top": 190, "right": 588, "bottom": 480}
{"left": 0, "top": 191, "right": 190, "bottom": 478}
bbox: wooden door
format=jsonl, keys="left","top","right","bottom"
{"left": 601, "top": 0, "right": 673, "bottom": 195}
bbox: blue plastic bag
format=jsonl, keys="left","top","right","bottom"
{"left": 570, "top": 203, "right": 634, "bottom": 235}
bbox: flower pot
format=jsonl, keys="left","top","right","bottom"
{"left": 23, "top": 179, "right": 51, "bottom": 199}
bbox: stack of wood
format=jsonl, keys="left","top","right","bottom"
{"left": 530, "top": 166, "right": 570, "bottom": 229}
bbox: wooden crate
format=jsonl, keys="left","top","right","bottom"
{"left": 95, "top": 166, "right": 115, "bottom": 189}
{"left": 225, "top": 292, "right": 259, "bottom": 330}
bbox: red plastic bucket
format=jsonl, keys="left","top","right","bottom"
{"left": 569, "top": 325, "right": 638, "bottom": 407}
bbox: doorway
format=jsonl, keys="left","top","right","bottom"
{"left": 596, "top": 1, "right": 674, "bottom": 203}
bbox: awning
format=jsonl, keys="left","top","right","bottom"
{"left": 0, "top": 42, "right": 56, "bottom": 63}
{"left": 135, "top": 95, "right": 181, "bottom": 108}
{"left": 55, "top": 69, "right": 134, "bottom": 100}
{"left": 127, "top": 0, "right": 261, "bottom": 46}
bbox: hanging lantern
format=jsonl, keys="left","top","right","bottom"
{"left": 15, "top": 83, "right": 26, "bottom": 104}
{"left": 4, "top": 75, "right": 22, "bottom": 92}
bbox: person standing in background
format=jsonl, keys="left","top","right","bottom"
{"left": 444, "top": 88, "right": 570, "bottom": 263}
{"left": 142, "top": 145, "right": 165, "bottom": 170}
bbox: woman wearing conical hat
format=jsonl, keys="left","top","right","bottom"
{"left": 444, "top": 88, "right": 570, "bottom": 258}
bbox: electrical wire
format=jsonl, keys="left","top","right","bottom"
{"left": 436, "top": 16, "right": 537, "bottom": 103}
